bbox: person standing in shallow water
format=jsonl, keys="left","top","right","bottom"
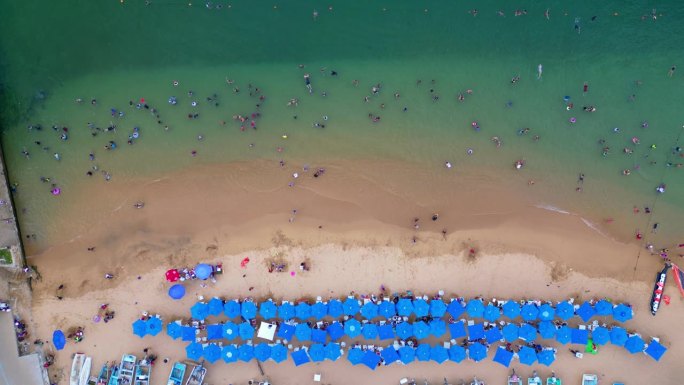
{"left": 668, "top": 65, "right": 676, "bottom": 77}
{"left": 537, "top": 64, "right": 543, "bottom": 80}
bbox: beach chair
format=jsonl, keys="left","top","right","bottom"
{"left": 313, "top": 374, "right": 321, "bottom": 382}
{"left": 400, "top": 379, "right": 409, "bottom": 385}
{"left": 443, "top": 342, "right": 451, "bottom": 348}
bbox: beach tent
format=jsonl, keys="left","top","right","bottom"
{"left": 239, "top": 322, "right": 255, "bottom": 340}
{"left": 415, "top": 344, "right": 431, "bottom": 361}
{"left": 295, "top": 323, "right": 312, "bottom": 341}
{"left": 194, "top": 263, "right": 212, "bottom": 280}
{"left": 378, "top": 301, "right": 396, "bottom": 318}
{"left": 166, "top": 322, "right": 182, "bottom": 340}
{"left": 448, "top": 344, "right": 466, "bottom": 363}
{"left": 361, "top": 302, "right": 379, "bottom": 320}
{"left": 145, "top": 317, "right": 162, "bottom": 336}
{"left": 502, "top": 301, "right": 521, "bottom": 319}
{"left": 207, "top": 297, "right": 224, "bottom": 317}
{"left": 447, "top": 300, "right": 466, "bottom": 318}
{"left": 222, "top": 344, "right": 239, "bottom": 363}
{"left": 311, "top": 302, "right": 328, "bottom": 320}
{"left": 362, "top": 323, "right": 379, "bottom": 339}
{"left": 493, "top": 347, "right": 513, "bottom": 367}
{"left": 308, "top": 343, "right": 326, "bottom": 362}
{"left": 132, "top": 319, "right": 147, "bottom": 338}
{"left": 259, "top": 301, "right": 277, "bottom": 320}
{"left": 222, "top": 322, "right": 238, "bottom": 340}
{"left": 277, "top": 323, "right": 295, "bottom": 341}
{"left": 610, "top": 326, "right": 628, "bottom": 346}
{"left": 397, "top": 299, "right": 414, "bottom": 317}
{"left": 413, "top": 299, "right": 430, "bottom": 317}
{"left": 613, "top": 304, "right": 633, "bottom": 323}
{"left": 270, "top": 344, "right": 288, "bottom": 363}
{"left": 468, "top": 342, "right": 487, "bottom": 362}
{"left": 398, "top": 346, "right": 416, "bottom": 364}
{"left": 52, "top": 330, "right": 66, "bottom": 350}
{"left": 556, "top": 326, "right": 572, "bottom": 344}
{"left": 466, "top": 299, "right": 485, "bottom": 318}
{"left": 576, "top": 301, "right": 596, "bottom": 322}
{"left": 292, "top": 349, "right": 310, "bottom": 366}
{"left": 238, "top": 344, "right": 255, "bottom": 362}
{"left": 168, "top": 284, "right": 185, "bottom": 300}
{"left": 378, "top": 324, "right": 395, "bottom": 340}
{"left": 327, "top": 322, "right": 345, "bottom": 341}
{"left": 223, "top": 300, "right": 241, "bottom": 319}
{"left": 361, "top": 350, "right": 380, "bottom": 370}
{"left": 485, "top": 326, "right": 503, "bottom": 342}
{"left": 413, "top": 321, "right": 430, "bottom": 340}
{"left": 325, "top": 343, "right": 341, "bottom": 361}
{"left": 327, "top": 299, "right": 344, "bottom": 318}
{"left": 241, "top": 301, "right": 257, "bottom": 320}
{"left": 502, "top": 324, "right": 519, "bottom": 342}
{"left": 645, "top": 340, "right": 667, "bottom": 361}
{"left": 591, "top": 326, "right": 610, "bottom": 345}
{"left": 278, "top": 302, "right": 295, "bottom": 321}
{"left": 186, "top": 342, "right": 204, "bottom": 360}
{"left": 430, "top": 345, "right": 449, "bottom": 364}
{"left": 520, "top": 303, "right": 539, "bottom": 321}
{"left": 555, "top": 301, "right": 574, "bottom": 321}
{"left": 311, "top": 328, "right": 327, "bottom": 344}
{"left": 624, "top": 335, "right": 645, "bottom": 354}
{"left": 206, "top": 324, "right": 223, "bottom": 340}
{"left": 295, "top": 303, "right": 311, "bottom": 320}
{"left": 448, "top": 320, "right": 467, "bottom": 339}
{"left": 537, "top": 349, "right": 556, "bottom": 366}
{"left": 571, "top": 328, "right": 589, "bottom": 345}
{"left": 344, "top": 319, "right": 362, "bottom": 338}
{"left": 483, "top": 304, "right": 500, "bottom": 322}
{"left": 429, "top": 320, "right": 447, "bottom": 338}
{"left": 468, "top": 323, "right": 485, "bottom": 340}
{"left": 538, "top": 303, "right": 555, "bottom": 321}
{"left": 190, "top": 302, "right": 210, "bottom": 321}
{"left": 519, "top": 323, "right": 537, "bottom": 342}
{"left": 181, "top": 326, "right": 196, "bottom": 342}
{"left": 594, "top": 299, "right": 613, "bottom": 316}
{"left": 518, "top": 346, "right": 537, "bottom": 366}
{"left": 381, "top": 347, "right": 400, "bottom": 365}
{"left": 347, "top": 348, "right": 364, "bottom": 365}
{"left": 538, "top": 321, "right": 557, "bottom": 339}
{"left": 396, "top": 322, "right": 413, "bottom": 340}
{"left": 430, "top": 299, "right": 447, "bottom": 317}
{"left": 204, "top": 344, "right": 222, "bottom": 363}
{"left": 257, "top": 322, "right": 276, "bottom": 341}
{"left": 343, "top": 298, "right": 360, "bottom": 316}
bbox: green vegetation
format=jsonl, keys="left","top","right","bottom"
{"left": 0, "top": 248, "right": 12, "bottom": 265}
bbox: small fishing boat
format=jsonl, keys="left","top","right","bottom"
{"left": 527, "top": 371, "right": 542, "bottom": 385}
{"left": 79, "top": 356, "right": 92, "bottom": 385}
{"left": 545, "top": 372, "right": 562, "bottom": 385}
{"left": 184, "top": 364, "right": 207, "bottom": 385}
{"left": 167, "top": 362, "right": 187, "bottom": 385}
{"left": 134, "top": 358, "right": 151, "bottom": 385}
{"left": 106, "top": 363, "right": 119, "bottom": 385}
{"left": 507, "top": 369, "right": 522, "bottom": 385}
{"left": 119, "top": 354, "right": 137, "bottom": 385}
{"left": 581, "top": 374, "right": 598, "bottom": 385}
{"left": 651, "top": 264, "right": 670, "bottom": 315}
{"left": 70, "top": 353, "right": 86, "bottom": 385}
{"left": 88, "top": 362, "right": 109, "bottom": 385}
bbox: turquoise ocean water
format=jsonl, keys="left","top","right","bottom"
{"left": 1, "top": 1, "right": 683, "bottom": 250}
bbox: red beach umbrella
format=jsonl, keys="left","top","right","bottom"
{"left": 165, "top": 269, "right": 180, "bottom": 282}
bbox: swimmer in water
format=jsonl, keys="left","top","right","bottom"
{"left": 537, "top": 64, "right": 543, "bottom": 80}
{"left": 668, "top": 65, "right": 676, "bottom": 77}
{"left": 574, "top": 17, "right": 581, "bottom": 34}
{"left": 544, "top": 8, "right": 550, "bottom": 20}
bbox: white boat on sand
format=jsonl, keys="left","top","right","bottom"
{"left": 79, "top": 356, "right": 92, "bottom": 385}
{"left": 70, "top": 353, "right": 86, "bottom": 385}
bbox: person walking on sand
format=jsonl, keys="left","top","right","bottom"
{"left": 537, "top": 64, "right": 543, "bottom": 80}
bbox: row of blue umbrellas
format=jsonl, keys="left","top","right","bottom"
{"left": 132, "top": 317, "right": 163, "bottom": 338}
{"left": 493, "top": 346, "right": 557, "bottom": 367}
{"left": 185, "top": 342, "right": 289, "bottom": 363}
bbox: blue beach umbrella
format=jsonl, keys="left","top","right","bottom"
{"left": 468, "top": 323, "right": 485, "bottom": 340}
{"left": 327, "top": 299, "right": 343, "bottom": 318}
{"left": 378, "top": 301, "right": 396, "bottom": 318}
{"left": 378, "top": 324, "right": 395, "bottom": 340}
{"left": 311, "top": 328, "right": 327, "bottom": 344}
{"left": 483, "top": 304, "right": 501, "bottom": 322}
{"left": 449, "top": 321, "right": 467, "bottom": 339}
{"left": 241, "top": 301, "right": 257, "bottom": 320}
{"left": 145, "top": 317, "right": 162, "bottom": 336}
{"left": 186, "top": 342, "right": 203, "bottom": 360}
{"left": 204, "top": 344, "right": 222, "bottom": 363}
{"left": 538, "top": 303, "right": 555, "bottom": 321}
{"left": 381, "top": 347, "right": 400, "bottom": 365}
{"left": 222, "top": 344, "right": 239, "bottom": 363}
{"left": 223, "top": 300, "right": 241, "bottom": 319}
{"left": 555, "top": 301, "right": 574, "bottom": 321}
{"left": 430, "top": 345, "right": 449, "bottom": 364}
{"left": 493, "top": 347, "right": 513, "bottom": 367}
{"left": 556, "top": 326, "right": 572, "bottom": 344}
{"left": 429, "top": 320, "right": 447, "bottom": 338}
{"left": 292, "top": 349, "right": 310, "bottom": 366}
{"left": 207, "top": 297, "right": 224, "bottom": 317}
{"left": 168, "top": 284, "right": 185, "bottom": 300}
{"left": 277, "top": 323, "right": 295, "bottom": 341}
{"left": 259, "top": 301, "right": 277, "bottom": 320}
{"left": 447, "top": 300, "right": 466, "bottom": 318}
{"left": 645, "top": 340, "right": 667, "bottom": 361}
{"left": 466, "top": 299, "right": 485, "bottom": 318}
{"left": 295, "top": 303, "right": 311, "bottom": 320}
{"left": 361, "top": 350, "right": 380, "bottom": 370}
{"left": 52, "top": 330, "right": 66, "bottom": 350}
{"left": 206, "top": 324, "right": 223, "bottom": 340}
{"left": 397, "top": 299, "right": 414, "bottom": 317}
{"left": 520, "top": 303, "right": 539, "bottom": 321}
{"left": 325, "top": 343, "right": 341, "bottom": 361}
{"left": 413, "top": 321, "right": 430, "bottom": 340}
{"left": 132, "top": 319, "right": 147, "bottom": 338}
{"left": 502, "top": 301, "right": 521, "bottom": 319}
{"left": 181, "top": 326, "right": 196, "bottom": 342}
{"left": 613, "top": 304, "right": 633, "bottom": 323}
{"left": 519, "top": 323, "right": 537, "bottom": 342}
{"left": 194, "top": 263, "right": 212, "bottom": 280}
{"left": 591, "top": 326, "right": 610, "bottom": 345}
{"left": 448, "top": 344, "right": 466, "bottom": 363}
{"left": 430, "top": 299, "right": 447, "bottom": 317}
{"left": 190, "top": 302, "right": 209, "bottom": 321}
{"left": 238, "top": 345, "right": 254, "bottom": 362}
{"left": 278, "top": 302, "right": 295, "bottom": 321}
{"left": 502, "top": 324, "right": 519, "bottom": 342}
{"left": 594, "top": 300, "right": 613, "bottom": 316}
{"left": 343, "top": 298, "right": 360, "bottom": 316}
{"left": 610, "top": 326, "right": 628, "bottom": 346}
{"left": 571, "top": 328, "right": 589, "bottom": 345}
{"left": 362, "top": 323, "right": 379, "bottom": 339}
{"left": 327, "top": 322, "right": 344, "bottom": 341}
{"left": 308, "top": 343, "right": 326, "bottom": 362}
{"left": 222, "top": 322, "right": 238, "bottom": 340}
{"left": 311, "top": 302, "right": 328, "bottom": 320}
{"left": 576, "top": 301, "right": 596, "bottom": 322}
{"left": 239, "top": 322, "right": 254, "bottom": 340}
{"left": 625, "top": 335, "right": 645, "bottom": 354}
{"left": 538, "top": 321, "right": 557, "bottom": 339}
{"left": 413, "top": 299, "right": 430, "bottom": 317}
{"left": 270, "top": 344, "right": 288, "bottom": 363}
{"left": 468, "top": 342, "right": 487, "bottom": 362}
{"left": 361, "top": 302, "right": 379, "bottom": 320}
{"left": 295, "top": 323, "right": 312, "bottom": 341}
{"left": 166, "top": 322, "right": 182, "bottom": 340}
{"left": 399, "top": 346, "right": 415, "bottom": 364}
{"left": 347, "top": 348, "right": 364, "bottom": 365}
{"left": 396, "top": 322, "right": 413, "bottom": 340}
{"left": 485, "top": 326, "right": 503, "bottom": 342}
{"left": 415, "top": 344, "right": 431, "bottom": 361}
{"left": 537, "top": 349, "right": 556, "bottom": 366}
{"left": 344, "top": 319, "right": 362, "bottom": 338}
{"left": 518, "top": 346, "right": 537, "bottom": 366}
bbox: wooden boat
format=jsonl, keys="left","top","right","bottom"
{"left": 507, "top": 369, "right": 522, "bottom": 385}
{"left": 79, "top": 356, "right": 92, "bottom": 385}
{"left": 119, "top": 354, "right": 137, "bottom": 385}
{"left": 527, "top": 371, "right": 541, "bottom": 385}
{"left": 88, "top": 362, "right": 109, "bottom": 385}
{"left": 106, "top": 363, "right": 119, "bottom": 385}
{"left": 650, "top": 264, "right": 670, "bottom": 315}
{"left": 545, "top": 372, "right": 561, "bottom": 385}
{"left": 134, "top": 358, "right": 151, "bottom": 385}
{"left": 167, "top": 362, "right": 187, "bottom": 385}
{"left": 184, "top": 364, "right": 206, "bottom": 385}
{"left": 581, "top": 374, "right": 598, "bottom": 385}
{"left": 70, "top": 353, "right": 86, "bottom": 385}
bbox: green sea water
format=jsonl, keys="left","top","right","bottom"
{"left": 1, "top": 1, "right": 684, "bottom": 250}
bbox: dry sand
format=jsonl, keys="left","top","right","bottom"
{"left": 25, "top": 160, "right": 684, "bottom": 384}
